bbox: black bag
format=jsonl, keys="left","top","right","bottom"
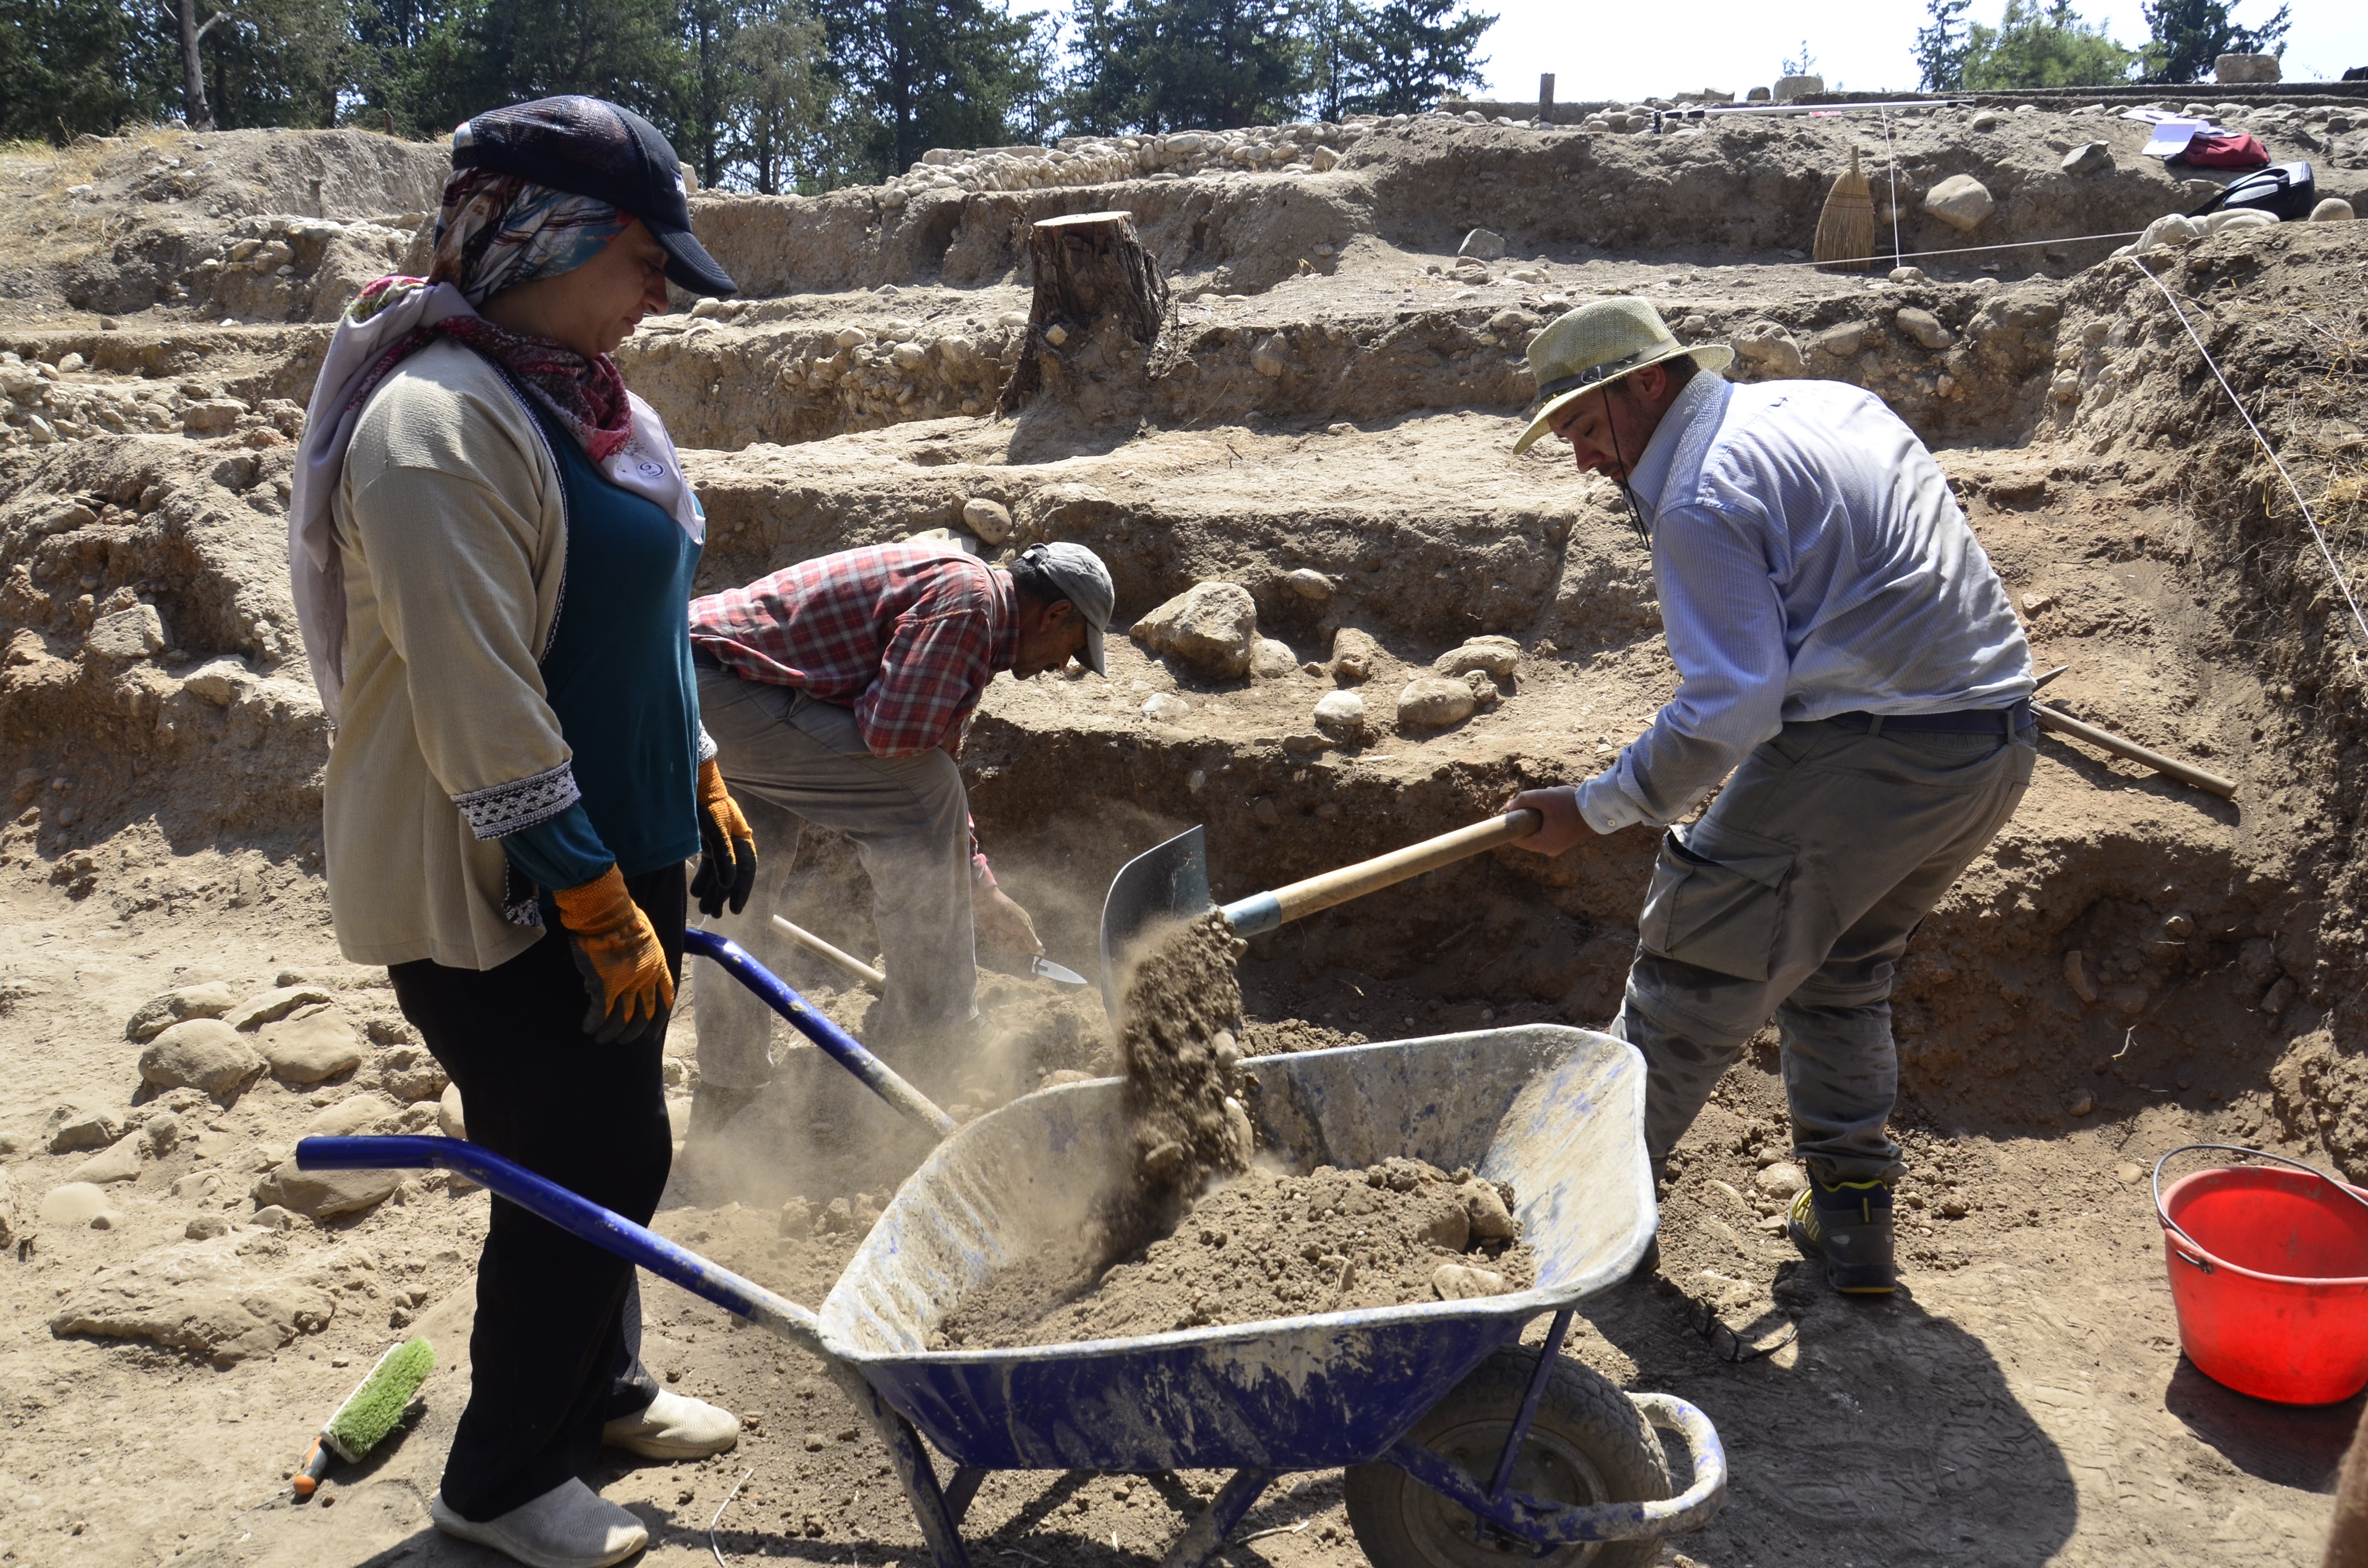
{"left": 2187, "top": 161, "right": 2318, "bottom": 221}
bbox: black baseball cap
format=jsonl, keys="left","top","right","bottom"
{"left": 451, "top": 95, "right": 737, "bottom": 298}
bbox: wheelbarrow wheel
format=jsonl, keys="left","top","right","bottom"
{"left": 1343, "top": 1344, "right": 1672, "bottom": 1568}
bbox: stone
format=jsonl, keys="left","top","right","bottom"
{"left": 1431, "top": 1262, "right": 1514, "bottom": 1300}
{"left": 182, "top": 660, "right": 248, "bottom": 706}
{"left": 1459, "top": 1179, "right": 1518, "bottom": 1241}
{"left": 2137, "top": 212, "right": 2204, "bottom": 252}
{"left": 185, "top": 1214, "right": 231, "bottom": 1240}
{"left": 1329, "top": 627, "right": 1381, "bottom": 684}
{"left": 2311, "top": 198, "right": 2356, "bottom": 222}
{"left": 0, "top": 1168, "right": 23, "bottom": 1254}
{"left": 40, "top": 1182, "right": 121, "bottom": 1229}
{"left": 1923, "top": 175, "right": 1995, "bottom": 234}
{"left": 1397, "top": 676, "right": 1478, "bottom": 728}
{"left": 69, "top": 1134, "right": 145, "bottom": 1186}
{"left": 85, "top": 603, "right": 165, "bottom": 662}
{"left": 141, "top": 1111, "right": 182, "bottom": 1157}
{"left": 2063, "top": 950, "right": 2098, "bottom": 1004}
{"left": 44, "top": 1104, "right": 125, "bottom": 1154}
{"left": 2061, "top": 142, "right": 2113, "bottom": 176}
{"left": 437, "top": 1082, "right": 467, "bottom": 1140}
{"left": 248, "top": 1205, "right": 298, "bottom": 1231}
{"left": 1141, "top": 692, "right": 1192, "bottom": 724}
{"left": 250, "top": 1164, "right": 403, "bottom": 1220}
{"left": 1432, "top": 635, "right": 1520, "bottom": 681}
{"left": 2214, "top": 52, "right": 2279, "bottom": 84}
{"left": 2069, "top": 1091, "right": 2096, "bottom": 1117}
{"left": 1940, "top": 1196, "right": 1969, "bottom": 1218}
{"left": 1811, "top": 321, "right": 1871, "bottom": 358}
{"left": 1250, "top": 335, "right": 1288, "bottom": 378}
{"left": 48, "top": 1236, "right": 339, "bottom": 1365}
{"left": 223, "top": 985, "right": 335, "bottom": 1031}
{"left": 1311, "top": 690, "right": 1366, "bottom": 738}
{"left": 372, "top": 1044, "right": 448, "bottom": 1102}
{"left": 1284, "top": 568, "right": 1333, "bottom": 600}
{"left": 1734, "top": 323, "right": 1804, "bottom": 375}
{"left": 1888, "top": 265, "right": 1928, "bottom": 283}
{"left": 180, "top": 398, "right": 247, "bottom": 434}
{"left": 1249, "top": 637, "right": 1298, "bottom": 679}
{"left": 1755, "top": 1161, "right": 1808, "bottom": 1198}
{"left": 2205, "top": 208, "right": 2277, "bottom": 235}
{"left": 257, "top": 1010, "right": 366, "bottom": 1085}
{"left": 1895, "top": 307, "right": 1954, "bottom": 351}
{"left": 1132, "top": 581, "right": 1258, "bottom": 678}
{"left": 1772, "top": 74, "right": 1824, "bottom": 102}
{"left": 126, "top": 981, "right": 239, "bottom": 1041}
{"left": 960, "top": 498, "right": 1014, "bottom": 544}
{"left": 303, "top": 1097, "right": 391, "bottom": 1139}
{"left": 139, "top": 1019, "right": 264, "bottom": 1101}
{"left": 1456, "top": 228, "right": 1505, "bottom": 261}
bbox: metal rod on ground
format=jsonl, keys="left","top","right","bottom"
{"left": 2034, "top": 701, "right": 2237, "bottom": 798}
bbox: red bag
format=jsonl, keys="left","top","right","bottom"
{"left": 2176, "top": 132, "right": 2271, "bottom": 170}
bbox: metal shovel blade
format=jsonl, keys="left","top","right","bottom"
{"left": 1029, "top": 955, "right": 1090, "bottom": 989}
{"left": 1097, "top": 826, "right": 1213, "bottom": 1019}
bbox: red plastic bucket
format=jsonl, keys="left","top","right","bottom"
{"left": 2154, "top": 1145, "right": 2368, "bottom": 1405}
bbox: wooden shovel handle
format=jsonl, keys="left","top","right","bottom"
{"left": 2034, "top": 702, "right": 2236, "bottom": 799}
{"left": 1223, "top": 809, "right": 1544, "bottom": 936}
{"left": 769, "top": 915, "right": 886, "bottom": 993}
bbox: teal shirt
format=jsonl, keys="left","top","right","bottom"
{"left": 500, "top": 395, "right": 704, "bottom": 897}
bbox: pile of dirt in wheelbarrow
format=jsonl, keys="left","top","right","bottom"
{"left": 941, "top": 1156, "right": 1533, "bottom": 1347}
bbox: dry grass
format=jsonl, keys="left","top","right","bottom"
{"left": 0, "top": 128, "right": 191, "bottom": 275}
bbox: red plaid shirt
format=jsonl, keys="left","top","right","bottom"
{"left": 690, "top": 545, "right": 1014, "bottom": 882}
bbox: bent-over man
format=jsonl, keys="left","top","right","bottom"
{"left": 684, "top": 540, "right": 1114, "bottom": 1131}
{"left": 1506, "top": 298, "right": 2035, "bottom": 1295}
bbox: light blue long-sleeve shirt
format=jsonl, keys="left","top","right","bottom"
{"left": 1573, "top": 371, "right": 2033, "bottom": 834}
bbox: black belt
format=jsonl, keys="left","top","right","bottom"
{"left": 1825, "top": 698, "right": 2033, "bottom": 736}
{"left": 691, "top": 643, "right": 724, "bottom": 670}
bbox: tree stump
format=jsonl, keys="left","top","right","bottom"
{"left": 999, "top": 211, "right": 1170, "bottom": 415}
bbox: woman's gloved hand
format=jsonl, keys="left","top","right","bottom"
{"left": 691, "top": 758, "right": 758, "bottom": 918}
{"left": 552, "top": 866, "right": 675, "bottom": 1043}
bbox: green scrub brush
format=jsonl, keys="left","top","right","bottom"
{"left": 292, "top": 1337, "right": 436, "bottom": 1498}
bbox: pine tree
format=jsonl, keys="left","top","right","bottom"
{"left": 1960, "top": 0, "right": 2136, "bottom": 90}
{"left": 2139, "top": 0, "right": 2288, "bottom": 85}
{"left": 1061, "top": 0, "right": 1308, "bottom": 133}
{"left": 814, "top": 0, "right": 1052, "bottom": 182}
{"left": 1338, "top": 0, "right": 1490, "bottom": 117}
{"left": 1912, "top": 0, "right": 1972, "bottom": 92}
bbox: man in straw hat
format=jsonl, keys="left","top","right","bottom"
{"left": 1504, "top": 298, "right": 2035, "bottom": 1295}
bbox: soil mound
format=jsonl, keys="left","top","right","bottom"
{"left": 941, "top": 1157, "right": 1532, "bottom": 1348}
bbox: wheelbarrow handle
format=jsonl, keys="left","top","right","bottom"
{"left": 684, "top": 927, "right": 955, "bottom": 1140}
{"left": 296, "top": 1134, "right": 829, "bottom": 1358}
{"left": 1221, "top": 809, "right": 1544, "bottom": 937}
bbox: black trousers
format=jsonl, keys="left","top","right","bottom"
{"left": 390, "top": 868, "right": 685, "bottom": 1521}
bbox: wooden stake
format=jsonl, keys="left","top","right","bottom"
{"left": 999, "top": 210, "right": 1169, "bottom": 415}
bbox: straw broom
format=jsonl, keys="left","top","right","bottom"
{"left": 1813, "top": 147, "right": 1874, "bottom": 272}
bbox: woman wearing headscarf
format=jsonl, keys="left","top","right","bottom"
{"left": 288, "top": 97, "right": 759, "bottom": 1568}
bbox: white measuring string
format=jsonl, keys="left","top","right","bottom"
{"left": 1879, "top": 108, "right": 1903, "bottom": 273}
{"left": 2121, "top": 251, "right": 2368, "bottom": 665}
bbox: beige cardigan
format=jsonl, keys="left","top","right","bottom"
{"left": 324, "top": 339, "right": 575, "bottom": 969}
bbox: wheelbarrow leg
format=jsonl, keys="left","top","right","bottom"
{"left": 866, "top": 1388, "right": 974, "bottom": 1568}
{"left": 943, "top": 1466, "right": 987, "bottom": 1525}
{"left": 1158, "top": 1468, "right": 1276, "bottom": 1568}
{"left": 1486, "top": 1306, "right": 1576, "bottom": 1502}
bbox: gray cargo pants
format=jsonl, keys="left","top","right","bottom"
{"left": 1612, "top": 716, "right": 2035, "bottom": 1187}
{"left": 692, "top": 662, "right": 978, "bottom": 1090}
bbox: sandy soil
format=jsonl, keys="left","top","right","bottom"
{"left": 3, "top": 96, "right": 2367, "bottom": 1568}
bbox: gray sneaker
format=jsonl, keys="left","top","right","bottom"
{"left": 429, "top": 1481, "right": 647, "bottom": 1568}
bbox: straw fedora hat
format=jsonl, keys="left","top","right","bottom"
{"left": 1511, "top": 298, "right": 1735, "bottom": 455}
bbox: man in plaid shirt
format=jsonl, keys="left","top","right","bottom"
{"left": 685, "top": 540, "right": 1114, "bottom": 1127}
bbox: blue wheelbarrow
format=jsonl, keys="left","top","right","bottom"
{"left": 299, "top": 930, "right": 1724, "bottom": 1568}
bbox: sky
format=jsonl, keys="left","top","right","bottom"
{"left": 1467, "top": 0, "right": 2368, "bottom": 104}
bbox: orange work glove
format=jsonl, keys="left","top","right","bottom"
{"left": 552, "top": 866, "right": 675, "bottom": 1044}
{"left": 690, "top": 758, "right": 758, "bottom": 919}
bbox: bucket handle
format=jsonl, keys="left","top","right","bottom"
{"left": 2151, "top": 1142, "right": 2368, "bottom": 1274}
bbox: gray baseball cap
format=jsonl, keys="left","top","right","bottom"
{"left": 1018, "top": 542, "right": 1115, "bottom": 675}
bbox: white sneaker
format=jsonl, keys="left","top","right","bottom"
{"left": 601, "top": 1388, "right": 740, "bottom": 1459}
{"left": 429, "top": 1481, "right": 647, "bottom": 1568}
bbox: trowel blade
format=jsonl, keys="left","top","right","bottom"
{"left": 1097, "top": 826, "right": 1214, "bottom": 1022}
{"left": 1030, "top": 956, "right": 1090, "bottom": 989}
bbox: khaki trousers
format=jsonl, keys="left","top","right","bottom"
{"left": 1611, "top": 717, "right": 2035, "bottom": 1186}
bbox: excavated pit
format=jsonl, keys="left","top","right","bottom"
{"left": 2, "top": 101, "right": 2367, "bottom": 1567}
